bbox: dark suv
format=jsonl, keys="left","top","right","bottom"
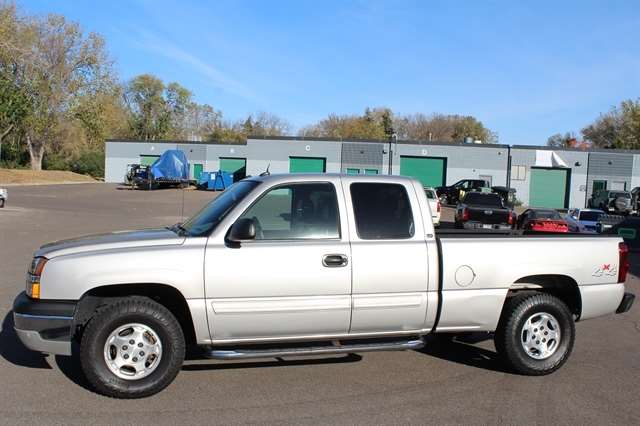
{"left": 436, "top": 179, "right": 490, "bottom": 205}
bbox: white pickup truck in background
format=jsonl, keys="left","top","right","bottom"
{"left": 13, "top": 174, "right": 635, "bottom": 398}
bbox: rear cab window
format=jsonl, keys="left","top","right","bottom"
{"left": 463, "top": 192, "right": 503, "bottom": 208}
{"left": 350, "top": 183, "right": 415, "bottom": 239}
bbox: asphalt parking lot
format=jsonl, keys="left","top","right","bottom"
{"left": 0, "top": 183, "right": 638, "bottom": 425}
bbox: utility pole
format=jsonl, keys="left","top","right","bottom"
{"left": 388, "top": 133, "right": 397, "bottom": 175}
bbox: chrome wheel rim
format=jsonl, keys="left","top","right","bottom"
{"left": 103, "top": 323, "right": 163, "bottom": 380}
{"left": 520, "top": 312, "right": 561, "bottom": 360}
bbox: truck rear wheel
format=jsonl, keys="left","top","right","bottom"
{"left": 494, "top": 292, "right": 574, "bottom": 375}
{"left": 80, "top": 297, "right": 185, "bottom": 398}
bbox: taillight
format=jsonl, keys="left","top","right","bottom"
{"left": 508, "top": 213, "right": 514, "bottom": 225}
{"left": 462, "top": 208, "right": 469, "bottom": 221}
{"left": 437, "top": 201, "right": 441, "bottom": 213}
{"left": 619, "top": 242, "right": 629, "bottom": 283}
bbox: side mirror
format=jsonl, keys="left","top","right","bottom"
{"left": 228, "top": 218, "right": 256, "bottom": 242}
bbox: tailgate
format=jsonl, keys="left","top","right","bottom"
{"left": 467, "top": 207, "right": 510, "bottom": 224}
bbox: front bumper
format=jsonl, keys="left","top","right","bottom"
{"left": 616, "top": 292, "right": 635, "bottom": 314}
{"left": 13, "top": 291, "right": 76, "bottom": 356}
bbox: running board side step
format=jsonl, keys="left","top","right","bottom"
{"left": 203, "top": 338, "right": 425, "bottom": 360}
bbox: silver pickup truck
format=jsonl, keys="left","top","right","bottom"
{"left": 13, "top": 174, "right": 635, "bottom": 398}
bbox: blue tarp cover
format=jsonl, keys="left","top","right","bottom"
{"left": 150, "top": 150, "right": 189, "bottom": 180}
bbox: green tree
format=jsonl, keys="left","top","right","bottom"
{"left": 72, "top": 86, "right": 130, "bottom": 150}
{"left": 0, "top": 75, "right": 30, "bottom": 156}
{"left": 124, "top": 74, "right": 171, "bottom": 141}
{"left": 0, "top": 4, "right": 115, "bottom": 170}
{"left": 582, "top": 99, "right": 640, "bottom": 149}
{"left": 380, "top": 108, "right": 394, "bottom": 139}
{"left": 394, "top": 113, "right": 496, "bottom": 143}
{"left": 124, "top": 75, "right": 212, "bottom": 141}
{"left": 617, "top": 99, "right": 640, "bottom": 149}
{"left": 299, "top": 107, "right": 388, "bottom": 140}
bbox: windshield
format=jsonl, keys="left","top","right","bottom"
{"left": 531, "top": 210, "right": 561, "bottom": 220}
{"left": 463, "top": 192, "right": 502, "bottom": 207}
{"left": 610, "top": 191, "right": 631, "bottom": 199}
{"left": 579, "top": 211, "right": 603, "bottom": 221}
{"left": 181, "top": 180, "right": 260, "bottom": 236}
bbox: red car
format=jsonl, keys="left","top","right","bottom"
{"left": 517, "top": 209, "right": 568, "bottom": 233}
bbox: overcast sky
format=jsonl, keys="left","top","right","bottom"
{"left": 19, "top": 0, "right": 640, "bottom": 145}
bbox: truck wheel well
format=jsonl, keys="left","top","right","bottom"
{"left": 509, "top": 275, "right": 582, "bottom": 318}
{"left": 74, "top": 284, "right": 197, "bottom": 346}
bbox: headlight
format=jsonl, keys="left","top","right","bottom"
{"left": 26, "top": 257, "right": 47, "bottom": 299}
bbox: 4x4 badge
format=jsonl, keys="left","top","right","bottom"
{"left": 593, "top": 264, "right": 617, "bottom": 277}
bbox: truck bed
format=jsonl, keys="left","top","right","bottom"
{"left": 433, "top": 232, "right": 624, "bottom": 333}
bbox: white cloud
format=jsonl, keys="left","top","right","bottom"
{"left": 130, "top": 28, "right": 260, "bottom": 103}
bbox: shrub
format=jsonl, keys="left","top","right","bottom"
{"left": 71, "top": 150, "right": 104, "bottom": 178}
{"left": 43, "top": 152, "right": 70, "bottom": 171}
{"left": 43, "top": 149, "right": 104, "bottom": 178}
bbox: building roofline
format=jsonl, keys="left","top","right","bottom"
{"left": 106, "top": 139, "right": 247, "bottom": 146}
{"left": 248, "top": 135, "right": 510, "bottom": 149}
{"left": 511, "top": 144, "right": 640, "bottom": 154}
{"left": 105, "top": 137, "right": 639, "bottom": 154}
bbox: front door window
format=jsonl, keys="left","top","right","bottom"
{"left": 239, "top": 183, "right": 340, "bottom": 240}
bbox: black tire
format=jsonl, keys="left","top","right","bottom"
{"left": 80, "top": 297, "right": 185, "bottom": 398}
{"left": 0, "top": 198, "right": 4, "bottom": 208}
{"left": 494, "top": 292, "right": 574, "bottom": 375}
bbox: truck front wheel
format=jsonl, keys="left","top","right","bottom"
{"left": 79, "top": 297, "right": 185, "bottom": 398}
{"left": 494, "top": 292, "right": 575, "bottom": 375}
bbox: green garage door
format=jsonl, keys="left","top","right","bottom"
{"left": 192, "top": 164, "right": 203, "bottom": 181}
{"left": 140, "top": 155, "right": 160, "bottom": 166}
{"left": 529, "top": 168, "right": 569, "bottom": 208}
{"left": 220, "top": 157, "right": 247, "bottom": 182}
{"left": 399, "top": 156, "right": 446, "bottom": 188}
{"left": 289, "top": 157, "right": 326, "bottom": 173}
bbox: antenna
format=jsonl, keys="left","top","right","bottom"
{"left": 259, "top": 164, "right": 271, "bottom": 177}
{"left": 180, "top": 180, "right": 186, "bottom": 222}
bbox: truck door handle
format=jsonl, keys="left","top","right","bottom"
{"left": 322, "top": 254, "right": 348, "bottom": 267}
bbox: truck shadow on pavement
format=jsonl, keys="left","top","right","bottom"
{"left": 52, "top": 346, "right": 364, "bottom": 393}
{"left": 417, "top": 333, "right": 510, "bottom": 374}
{"left": 0, "top": 311, "right": 52, "bottom": 369}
